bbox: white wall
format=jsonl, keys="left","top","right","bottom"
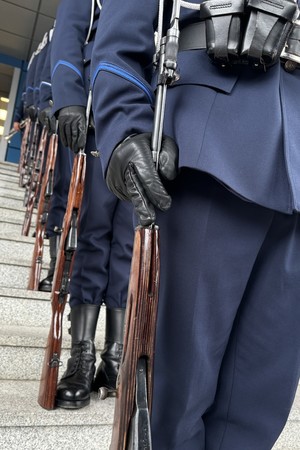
{"left": 0, "top": 67, "right": 21, "bottom": 162}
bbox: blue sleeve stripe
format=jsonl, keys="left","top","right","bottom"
{"left": 26, "top": 87, "right": 34, "bottom": 92}
{"left": 92, "top": 62, "right": 154, "bottom": 104}
{"left": 51, "top": 60, "right": 83, "bottom": 81}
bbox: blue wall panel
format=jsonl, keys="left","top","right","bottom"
{"left": 0, "top": 52, "right": 27, "bottom": 163}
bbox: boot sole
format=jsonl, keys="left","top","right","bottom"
{"left": 38, "top": 285, "right": 52, "bottom": 292}
{"left": 55, "top": 398, "right": 90, "bottom": 409}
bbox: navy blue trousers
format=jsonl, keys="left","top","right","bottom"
{"left": 69, "top": 132, "right": 134, "bottom": 309}
{"left": 151, "top": 170, "right": 300, "bottom": 450}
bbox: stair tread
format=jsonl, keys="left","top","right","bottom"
{"left": 0, "top": 286, "right": 51, "bottom": 301}
{"left": 0, "top": 379, "right": 115, "bottom": 427}
{"left": 0, "top": 323, "right": 104, "bottom": 348}
{"left": 0, "top": 324, "right": 69, "bottom": 347}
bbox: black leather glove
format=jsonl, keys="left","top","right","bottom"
{"left": 106, "top": 132, "right": 179, "bottom": 226}
{"left": 38, "top": 107, "right": 56, "bottom": 134}
{"left": 26, "top": 105, "right": 36, "bottom": 121}
{"left": 57, "top": 106, "right": 86, "bottom": 153}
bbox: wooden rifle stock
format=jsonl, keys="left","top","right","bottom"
{"left": 23, "top": 120, "right": 40, "bottom": 206}
{"left": 110, "top": 2, "right": 179, "bottom": 446}
{"left": 5, "top": 119, "right": 27, "bottom": 141}
{"left": 18, "top": 119, "right": 31, "bottom": 186}
{"left": 28, "top": 133, "right": 58, "bottom": 290}
{"left": 22, "top": 126, "right": 48, "bottom": 236}
{"left": 38, "top": 151, "right": 86, "bottom": 410}
{"left": 110, "top": 225, "right": 160, "bottom": 450}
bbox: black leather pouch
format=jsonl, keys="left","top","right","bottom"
{"left": 281, "top": 19, "right": 300, "bottom": 71}
{"left": 199, "top": 0, "right": 245, "bottom": 66}
{"left": 241, "top": 0, "right": 299, "bottom": 69}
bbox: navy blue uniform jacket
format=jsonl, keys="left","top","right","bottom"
{"left": 91, "top": 0, "right": 300, "bottom": 215}
{"left": 51, "top": 0, "right": 100, "bottom": 114}
{"left": 33, "top": 31, "right": 50, "bottom": 110}
{"left": 39, "top": 30, "right": 54, "bottom": 112}
{"left": 25, "top": 50, "right": 39, "bottom": 108}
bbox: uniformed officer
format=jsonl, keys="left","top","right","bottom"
{"left": 13, "top": 93, "right": 25, "bottom": 132}
{"left": 50, "top": 0, "right": 134, "bottom": 409}
{"left": 91, "top": 1, "right": 300, "bottom": 448}
{"left": 24, "top": 48, "right": 39, "bottom": 122}
{"left": 22, "top": 40, "right": 45, "bottom": 198}
{"left": 37, "top": 28, "right": 74, "bottom": 292}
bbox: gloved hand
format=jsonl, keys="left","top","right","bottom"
{"left": 38, "top": 107, "right": 56, "bottom": 134}
{"left": 26, "top": 105, "right": 36, "bottom": 121}
{"left": 106, "top": 132, "right": 179, "bottom": 226}
{"left": 57, "top": 106, "right": 86, "bottom": 153}
{"left": 13, "top": 122, "right": 21, "bottom": 132}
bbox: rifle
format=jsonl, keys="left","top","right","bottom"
{"left": 5, "top": 119, "right": 27, "bottom": 141}
{"left": 23, "top": 119, "right": 40, "bottom": 207}
{"left": 18, "top": 118, "right": 31, "bottom": 186}
{"left": 21, "top": 126, "right": 48, "bottom": 236}
{"left": 27, "top": 132, "right": 58, "bottom": 290}
{"left": 110, "top": 2, "right": 181, "bottom": 447}
{"left": 110, "top": 225, "right": 160, "bottom": 450}
{"left": 38, "top": 149, "right": 86, "bottom": 409}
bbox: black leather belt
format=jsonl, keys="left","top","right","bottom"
{"left": 179, "top": 22, "right": 207, "bottom": 52}
{"left": 178, "top": 19, "right": 300, "bottom": 72}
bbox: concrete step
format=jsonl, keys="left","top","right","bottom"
{"left": 0, "top": 287, "right": 106, "bottom": 339}
{"left": 0, "top": 285, "right": 106, "bottom": 327}
{"left": 0, "top": 168, "right": 20, "bottom": 178}
{"left": 0, "top": 235, "right": 43, "bottom": 264}
{"left": 0, "top": 383, "right": 298, "bottom": 450}
{"left": 0, "top": 324, "right": 73, "bottom": 381}
{"left": 0, "top": 254, "right": 49, "bottom": 289}
{"left": 0, "top": 162, "right": 115, "bottom": 446}
{"left": 0, "top": 287, "right": 105, "bottom": 380}
{"left": 0, "top": 206, "right": 36, "bottom": 225}
{"left": 0, "top": 236, "right": 50, "bottom": 286}
{"left": 0, "top": 194, "right": 27, "bottom": 210}
{"left": 0, "top": 173, "right": 22, "bottom": 184}
{"left": 0, "top": 319, "right": 105, "bottom": 381}
{"left": 0, "top": 286, "right": 106, "bottom": 382}
{"left": 0, "top": 380, "right": 114, "bottom": 450}
{"left": 0, "top": 221, "right": 36, "bottom": 238}
{"left": 0, "top": 185, "right": 25, "bottom": 198}
{"left": 0, "top": 161, "right": 19, "bottom": 171}
{"left": 0, "top": 287, "right": 51, "bottom": 328}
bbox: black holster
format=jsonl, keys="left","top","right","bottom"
{"left": 281, "top": 18, "right": 300, "bottom": 71}
{"left": 241, "top": 0, "right": 299, "bottom": 69}
{"left": 199, "top": 0, "right": 245, "bottom": 65}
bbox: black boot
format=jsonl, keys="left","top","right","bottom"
{"left": 38, "top": 234, "right": 59, "bottom": 292}
{"left": 93, "top": 307, "right": 125, "bottom": 399}
{"left": 56, "top": 304, "right": 100, "bottom": 409}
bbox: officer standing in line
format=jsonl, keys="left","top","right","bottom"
{"left": 22, "top": 48, "right": 38, "bottom": 164}
{"left": 13, "top": 92, "right": 25, "bottom": 133}
{"left": 21, "top": 39, "right": 45, "bottom": 198}
{"left": 37, "top": 26, "right": 56, "bottom": 133}
{"left": 24, "top": 39, "right": 43, "bottom": 123}
{"left": 32, "top": 31, "right": 50, "bottom": 120}
{"left": 50, "top": 0, "right": 134, "bottom": 409}
{"left": 37, "top": 27, "right": 74, "bottom": 292}
{"left": 91, "top": 1, "right": 300, "bottom": 448}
